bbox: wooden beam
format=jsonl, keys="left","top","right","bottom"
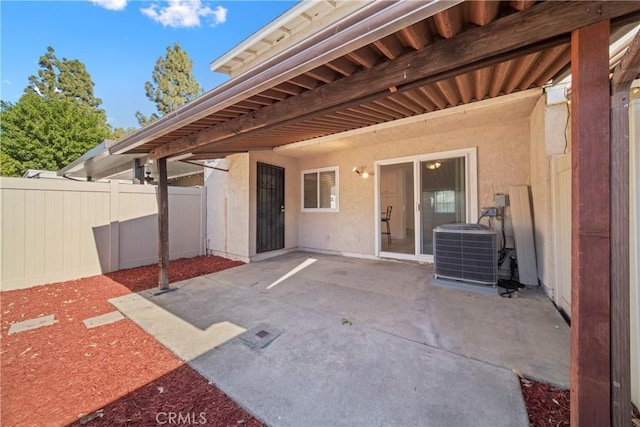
{"left": 609, "top": 29, "right": 640, "bottom": 427}
{"left": 611, "top": 29, "right": 640, "bottom": 90}
{"left": 191, "top": 36, "right": 581, "bottom": 153}
{"left": 570, "top": 20, "right": 611, "bottom": 427}
{"left": 157, "top": 158, "right": 169, "bottom": 290}
{"left": 150, "top": 1, "right": 640, "bottom": 160}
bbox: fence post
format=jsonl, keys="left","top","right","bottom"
{"left": 200, "top": 185, "right": 207, "bottom": 256}
{"left": 109, "top": 180, "right": 120, "bottom": 273}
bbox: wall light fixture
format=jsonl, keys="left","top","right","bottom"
{"left": 352, "top": 166, "right": 372, "bottom": 179}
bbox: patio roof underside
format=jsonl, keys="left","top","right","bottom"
{"left": 122, "top": 1, "right": 640, "bottom": 162}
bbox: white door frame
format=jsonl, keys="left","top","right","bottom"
{"left": 374, "top": 147, "right": 478, "bottom": 262}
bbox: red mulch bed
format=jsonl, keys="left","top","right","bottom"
{"left": 4, "top": 254, "right": 631, "bottom": 426}
{"left": 520, "top": 378, "right": 570, "bottom": 426}
{"left": 0, "top": 255, "right": 259, "bottom": 427}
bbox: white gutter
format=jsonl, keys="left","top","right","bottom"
{"left": 110, "top": 0, "right": 460, "bottom": 156}
{"left": 209, "top": 0, "right": 341, "bottom": 73}
{"left": 58, "top": 140, "right": 110, "bottom": 176}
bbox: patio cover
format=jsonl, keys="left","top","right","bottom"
{"left": 92, "top": 2, "right": 640, "bottom": 425}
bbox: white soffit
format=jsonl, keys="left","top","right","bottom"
{"left": 210, "top": 1, "right": 372, "bottom": 78}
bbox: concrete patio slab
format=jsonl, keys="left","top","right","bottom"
{"left": 109, "top": 293, "right": 246, "bottom": 361}
{"left": 206, "top": 252, "right": 570, "bottom": 387}
{"left": 114, "top": 251, "right": 570, "bottom": 426}
{"left": 191, "top": 292, "right": 528, "bottom": 426}
{"left": 8, "top": 314, "right": 54, "bottom": 335}
{"left": 83, "top": 311, "right": 124, "bottom": 329}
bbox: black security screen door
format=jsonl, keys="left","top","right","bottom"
{"left": 257, "top": 163, "right": 285, "bottom": 253}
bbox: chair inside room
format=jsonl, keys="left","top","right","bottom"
{"left": 381, "top": 205, "right": 392, "bottom": 245}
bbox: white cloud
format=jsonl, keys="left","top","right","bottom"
{"left": 141, "top": 1, "right": 227, "bottom": 28}
{"left": 2, "top": 79, "right": 11, "bottom": 85}
{"left": 91, "top": 0, "right": 127, "bottom": 11}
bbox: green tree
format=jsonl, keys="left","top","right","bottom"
{"left": 0, "top": 47, "right": 114, "bottom": 176}
{"left": 109, "top": 126, "right": 138, "bottom": 140}
{"left": 0, "top": 93, "right": 110, "bottom": 176}
{"left": 136, "top": 43, "right": 203, "bottom": 126}
{"left": 27, "top": 46, "right": 102, "bottom": 108}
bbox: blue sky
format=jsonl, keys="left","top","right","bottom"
{"left": 0, "top": 0, "right": 296, "bottom": 129}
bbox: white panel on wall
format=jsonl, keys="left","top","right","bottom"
{"left": 509, "top": 185, "right": 538, "bottom": 286}
{"left": 629, "top": 95, "right": 639, "bottom": 408}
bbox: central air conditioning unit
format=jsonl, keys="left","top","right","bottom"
{"left": 433, "top": 224, "right": 498, "bottom": 285}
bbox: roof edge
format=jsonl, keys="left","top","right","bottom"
{"left": 209, "top": 1, "right": 326, "bottom": 74}
{"left": 109, "top": 0, "right": 459, "bottom": 157}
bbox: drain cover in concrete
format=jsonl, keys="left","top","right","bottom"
{"left": 238, "top": 324, "right": 283, "bottom": 349}
{"left": 8, "top": 314, "right": 55, "bottom": 335}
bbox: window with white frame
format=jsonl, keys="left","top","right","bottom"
{"left": 433, "top": 190, "right": 456, "bottom": 213}
{"left": 302, "top": 167, "right": 338, "bottom": 212}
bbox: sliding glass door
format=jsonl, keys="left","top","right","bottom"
{"left": 377, "top": 148, "right": 476, "bottom": 260}
{"left": 419, "top": 157, "right": 466, "bottom": 255}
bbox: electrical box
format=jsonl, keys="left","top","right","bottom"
{"left": 481, "top": 207, "right": 498, "bottom": 217}
{"left": 495, "top": 193, "right": 508, "bottom": 207}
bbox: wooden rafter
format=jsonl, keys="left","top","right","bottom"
{"left": 325, "top": 57, "right": 359, "bottom": 76}
{"left": 611, "top": 29, "right": 640, "bottom": 89}
{"left": 149, "top": 1, "right": 640, "bottom": 160}
{"left": 397, "top": 22, "right": 432, "bottom": 50}
{"left": 305, "top": 66, "right": 337, "bottom": 84}
{"left": 503, "top": 51, "right": 542, "bottom": 93}
{"left": 372, "top": 35, "right": 405, "bottom": 60}
{"left": 468, "top": 0, "right": 501, "bottom": 26}
{"left": 433, "top": 4, "right": 464, "bottom": 38}
{"left": 346, "top": 46, "right": 379, "bottom": 69}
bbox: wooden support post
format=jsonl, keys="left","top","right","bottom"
{"left": 610, "top": 79, "right": 632, "bottom": 427}
{"left": 570, "top": 20, "right": 611, "bottom": 427}
{"left": 157, "top": 158, "right": 169, "bottom": 290}
{"left": 609, "top": 30, "right": 640, "bottom": 427}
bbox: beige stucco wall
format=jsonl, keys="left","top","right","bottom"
{"left": 295, "top": 112, "right": 534, "bottom": 256}
{"left": 298, "top": 145, "right": 377, "bottom": 255}
{"left": 205, "top": 154, "right": 251, "bottom": 261}
{"left": 204, "top": 91, "right": 543, "bottom": 260}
